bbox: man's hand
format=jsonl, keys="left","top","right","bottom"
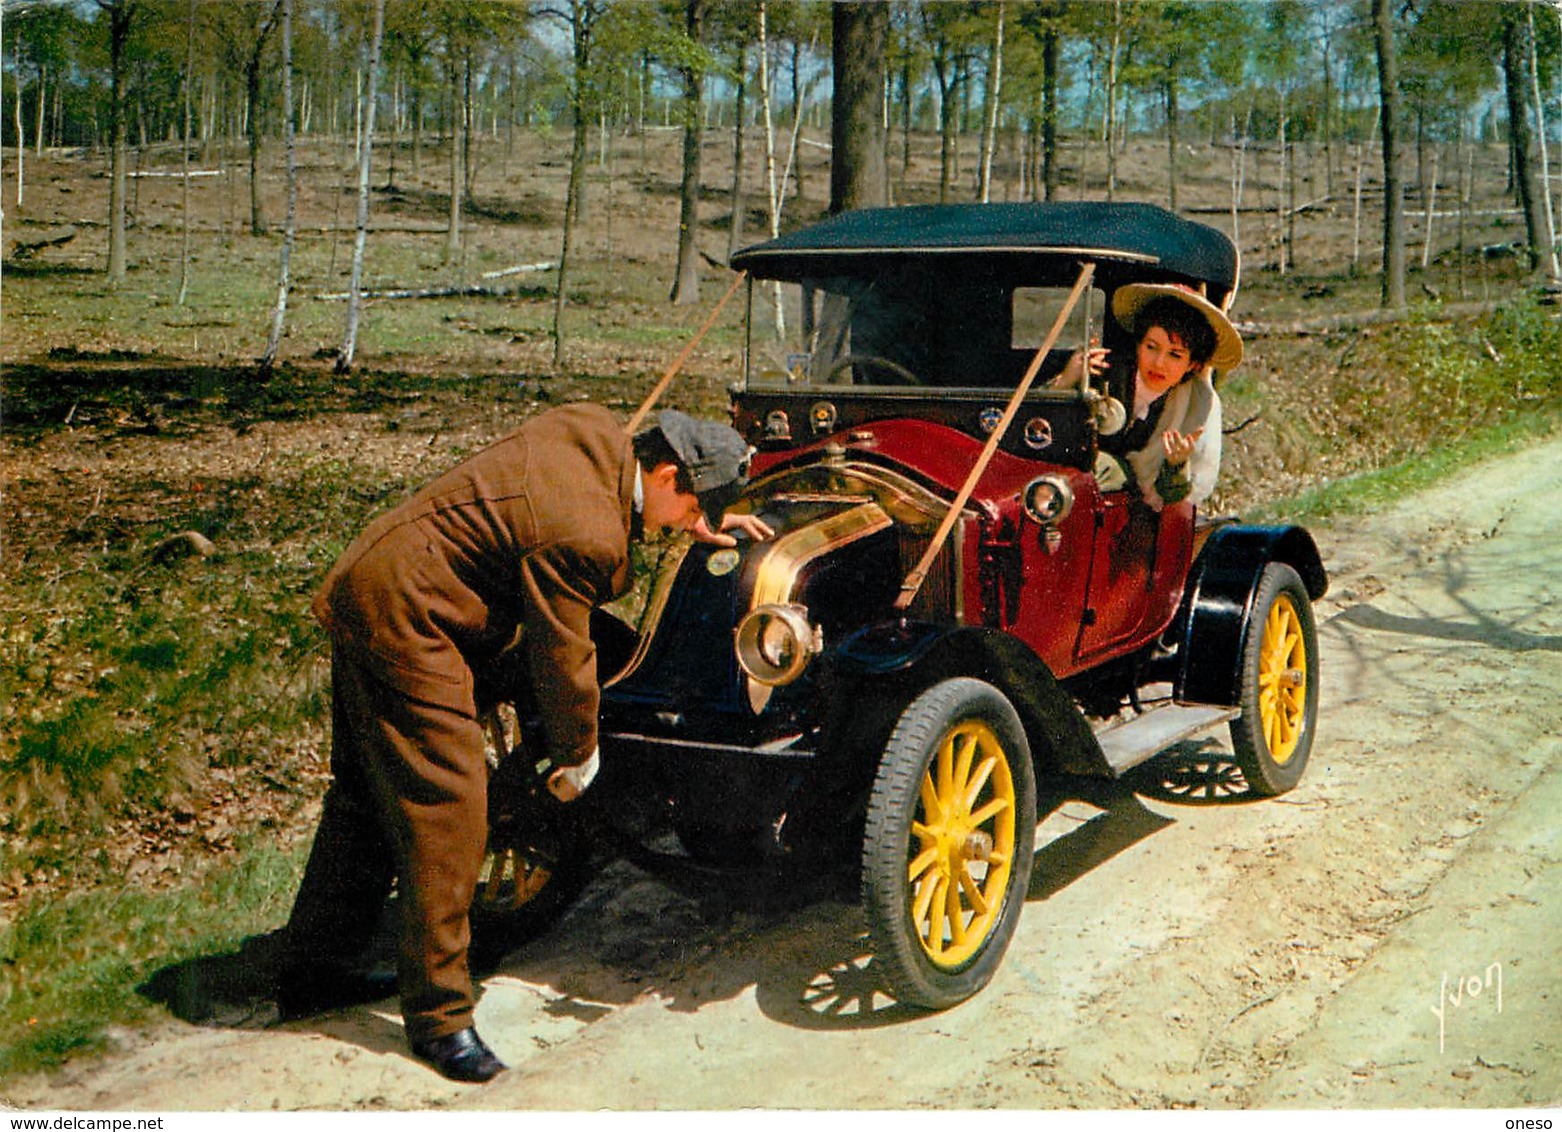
{"left": 545, "top": 748, "right": 599, "bottom": 803}
{"left": 691, "top": 511, "right": 776, "bottom": 547}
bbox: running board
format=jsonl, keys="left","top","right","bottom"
{"left": 1094, "top": 702, "right": 1240, "bottom": 777}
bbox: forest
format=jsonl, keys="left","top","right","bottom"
{"left": 4, "top": 0, "right": 1562, "bottom": 372}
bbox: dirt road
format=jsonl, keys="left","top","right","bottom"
{"left": 8, "top": 434, "right": 1560, "bottom": 1112}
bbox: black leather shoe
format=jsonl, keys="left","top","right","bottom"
{"left": 411, "top": 1027, "right": 507, "bottom": 1083}
{"left": 274, "top": 964, "right": 397, "bottom": 1021}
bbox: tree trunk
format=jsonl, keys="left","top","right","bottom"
{"left": 262, "top": 0, "right": 297, "bottom": 373}
{"left": 12, "top": 29, "right": 23, "bottom": 209}
{"left": 727, "top": 45, "right": 748, "bottom": 264}
{"left": 935, "top": 60, "right": 957, "bottom": 203}
{"left": 463, "top": 51, "right": 476, "bottom": 207}
{"left": 445, "top": 58, "right": 462, "bottom": 264}
{"left": 35, "top": 61, "right": 47, "bottom": 156}
{"left": 1373, "top": 0, "right": 1406, "bottom": 310}
{"left": 977, "top": 1, "right": 1005, "bottom": 204}
{"left": 178, "top": 0, "right": 196, "bottom": 305}
{"left": 831, "top": 0, "right": 888, "bottom": 215}
{"left": 670, "top": 0, "right": 708, "bottom": 305}
{"left": 336, "top": 0, "right": 385, "bottom": 374}
{"left": 106, "top": 0, "right": 132, "bottom": 283}
{"left": 1501, "top": 7, "right": 1549, "bottom": 275}
{"left": 789, "top": 38, "right": 805, "bottom": 204}
{"left": 1104, "top": 0, "right": 1122, "bottom": 201}
{"left": 246, "top": 0, "right": 282, "bottom": 237}
{"left": 1526, "top": 4, "right": 1559, "bottom": 279}
{"left": 551, "top": 0, "right": 596, "bottom": 367}
{"left": 1165, "top": 76, "right": 1178, "bottom": 212}
{"left": 1042, "top": 20, "right": 1058, "bottom": 201}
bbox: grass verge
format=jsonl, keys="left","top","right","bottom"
{"left": 0, "top": 839, "right": 302, "bottom": 1078}
{"left": 1254, "top": 408, "right": 1562, "bottom": 526}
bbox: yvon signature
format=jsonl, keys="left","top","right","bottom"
{"left": 1431, "top": 962, "right": 1503, "bottom": 1054}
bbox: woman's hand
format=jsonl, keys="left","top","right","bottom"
{"left": 1051, "top": 338, "right": 1108, "bottom": 390}
{"left": 1162, "top": 427, "right": 1203, "bottom": 467}
{"left": 690, "top": 511, "right": 776, "bottom": 547}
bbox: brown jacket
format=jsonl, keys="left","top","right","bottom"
{"left": 313, "top": 403, "right": 636, "bottom": 766}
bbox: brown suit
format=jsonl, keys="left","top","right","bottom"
{"left": 286, "top": 403, "right": 636, "bottom": 1043}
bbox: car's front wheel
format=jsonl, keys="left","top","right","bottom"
{"left": 1229, "top": 562, "right": 1319, "bottom": 796}
{"left": 861, "top": 678, "right": 1037, "bottom": 1010}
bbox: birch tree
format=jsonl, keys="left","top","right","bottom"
{"left": 336, "top": 0, "right": 386, "bottom": 375}
{"left": 262, "top": 0, "right": 298, "bottom": 374}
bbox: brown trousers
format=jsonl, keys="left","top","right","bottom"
{"left": 285, "top": 645, "right": 488, "bottom": 1044}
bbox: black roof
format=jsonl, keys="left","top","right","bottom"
{"left": 731, "top": 201, "right": 1239, "bottom": 293}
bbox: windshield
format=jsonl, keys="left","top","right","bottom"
{"left": 743, "top": 270, "right": 1104, "bottom": 391}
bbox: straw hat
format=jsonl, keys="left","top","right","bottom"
{"left": 1111, "top": 282, "right": 1243, "bottom": 371}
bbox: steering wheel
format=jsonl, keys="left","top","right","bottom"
{"left": 825, "top": 354, "right": 924, "bottom": 387}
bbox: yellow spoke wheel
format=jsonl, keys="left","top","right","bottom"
{"left": 862, "top": 679, "right": 1036, "bottom": 1010}
{"left": 1230, "top": 564, "right": 1319, "bottom": 796}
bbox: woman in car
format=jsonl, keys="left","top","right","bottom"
{"left": 1051, "top": 283, "right": 1243, "bottom": 510}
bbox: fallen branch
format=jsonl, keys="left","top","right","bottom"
{"left": 314, "top": 283, "right": 536, "bottom": 301}
{"left": 127, "top": 169, "right": 221, "bottom": 179}
{"left": 480, "top": 261, "right": 557, "bottom": 279}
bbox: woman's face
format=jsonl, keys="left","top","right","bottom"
{"left": 1135, "top": 325, "right": 1201, "bottom": 396}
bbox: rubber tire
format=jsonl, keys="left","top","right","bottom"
{"left": 861, "top": 678, "right": 1037, "bottom": 1010}
{"left": 1229, "top": 562, "right": 1319, "bottom": 797}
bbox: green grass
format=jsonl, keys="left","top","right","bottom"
{"left": 1252, "top": 408, "right": 1562, "bottom": 526}
{"left": 0, "top": 456, "right": 390, "bottom": 883}
{"left": 0, "top": 839, "right": 303, "bottom": 1077}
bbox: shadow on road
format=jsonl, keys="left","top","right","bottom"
{"left": 137, "top": 747, "right": 1291, "bottom": 1047}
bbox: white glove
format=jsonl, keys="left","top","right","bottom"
{"left": 546, "top": 747, "right": 599, "bottom": 801}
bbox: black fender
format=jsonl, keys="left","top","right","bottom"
{"left": 1175, "top": 524, "right": 1329, "bottom": 707}
{"left": 831, "top": 621, "right": 1111, "bottom": 779}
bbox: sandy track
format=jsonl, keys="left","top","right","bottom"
{"left": 8, "top": 434, "right": 1560, "bottom": 1112}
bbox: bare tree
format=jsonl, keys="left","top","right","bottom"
{"left": 336, "top": 0, "right": 387, "bottom": 375}
{"left": 11, "top": 25, "right": 23, "bottom": 209}
{"left": 262, "top": 0, "right": 298, "bottom": 374}
{"left": 1500, "top": 7, "right": 1550, "bottom": 274}
{"left": 726, "top": 42, "right": 748, "bottom": 264}
{"left": 977, "top": 1, "right": 1005, "bottom": 204}
{"left": 244, "top": 0, "right": 283, "bottom": 236}
{"left": 177, "top": 0, "right": 196, "bottom": 305}
{"left": 831, "top": 0, "right": 888, "bottom": 214}
{"left": 669, "top": 0, "right": 708, "bottom": 305}
{"left": 97, "top": 0, "right": 136, "bottom": 284}
{"left": 550, "top": 0, "right": 603, "bottom": 367}
{"left": 1373, "top": 0, "right": 1406, "bottom": 310}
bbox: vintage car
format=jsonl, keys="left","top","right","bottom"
{"left": 473, "top": 201, "right": 1328, "bottom": 1010}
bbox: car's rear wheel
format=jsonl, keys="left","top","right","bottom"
{"left": 861, "top": 678, "right": 1037, "bottom": 1010}
{"left": 1229, "top": 563, "right": 1319, "bottom": 796}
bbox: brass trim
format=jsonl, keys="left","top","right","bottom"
{"left": 745, "top": 501, "right": 893, "bottom": 711}
{"left": 750, "top": 502, "right": 893, "bottom": 609}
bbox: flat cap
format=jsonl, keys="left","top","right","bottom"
{"left": 657, "top": 409, "right": 753, "bottom": 527}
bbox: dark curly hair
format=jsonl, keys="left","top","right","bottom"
{"left": 1131, "top": 295, "right": 1219, "bottom": 367}
{"left": 632, "top": 425, "right": 696, "bottom": 494}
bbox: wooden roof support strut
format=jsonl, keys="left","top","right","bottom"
{"left": 894, "top": 260, "right": 1096, "bottom": 612}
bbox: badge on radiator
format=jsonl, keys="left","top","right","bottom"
{"left": 707, "top": 548, "right": 741, "bottom": 576}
